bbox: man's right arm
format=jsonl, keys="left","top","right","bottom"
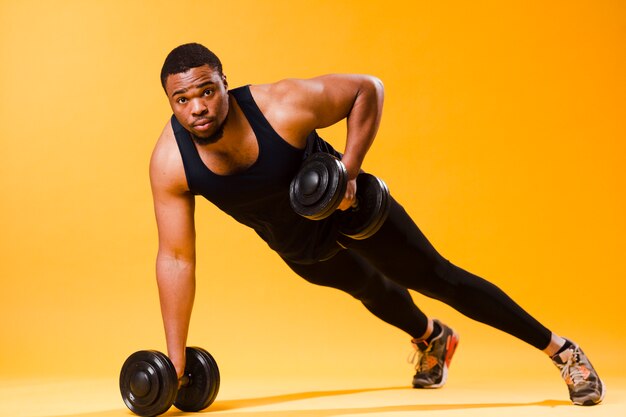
{"left": 149, "top": 121, "right": 196, "bottom": 379}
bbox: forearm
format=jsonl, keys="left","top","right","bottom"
{"left": 156, "top": 253, "right": 196, "bottom": 377}
{"left": 341, "top": 76, "right": 385, "bottom": 179}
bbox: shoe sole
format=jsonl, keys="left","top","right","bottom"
{"left": 413, "top": 330, "right": 459, "bottom": 389}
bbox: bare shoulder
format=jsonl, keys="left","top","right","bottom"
{"left": 251, "top": 77, "right": 325, "bottom": 106}
{"left": 249, "top": 78, "right": 327, "bottom": 145}
{"left": 150, "top": 119, "right": 189, "bottom": 194}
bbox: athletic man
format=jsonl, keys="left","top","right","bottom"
{"left": 150, "top": 43, "right": 605, "bottom": 405}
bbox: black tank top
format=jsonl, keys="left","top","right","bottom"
{"left": 171, "top": 85, "right": 343, "bottom": 264}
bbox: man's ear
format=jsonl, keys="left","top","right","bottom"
{"left": 222, "top": 74, "right": 228, "bottom": 89}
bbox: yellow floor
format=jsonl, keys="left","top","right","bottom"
{"left": 1, "top": 375, "right": 624, "bottom": 417}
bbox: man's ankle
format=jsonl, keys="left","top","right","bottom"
{"left": 543, "top": 333, "right": 568, "bottom": 357}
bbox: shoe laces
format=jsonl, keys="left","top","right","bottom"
{"left": 559, "top": 347, "right": 588, "bottom": 386}
{"left": 408, "top": 341, "right": 435, "bottom": 371}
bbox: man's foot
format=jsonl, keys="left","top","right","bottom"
{"left": 410, "top": 319, "right": 459, "bottom": 388}
{"left": 551, "top": 338, "right": 605, "bottom": 406}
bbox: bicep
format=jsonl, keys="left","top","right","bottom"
{"left": 152, "top": 187, "right": 196, "bottom": 261}
{"left": 150, "top": 135, "right": 197, "bottom": 261}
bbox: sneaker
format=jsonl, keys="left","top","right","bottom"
{"left": 410, "top": 319, "right": 459, "bottom": 388}
{"left": 551, "top": 338, "right": 605, "bottom": 406}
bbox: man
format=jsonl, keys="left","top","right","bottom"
{"left": 150, "top": 43, "right": 604, "bottom": 405}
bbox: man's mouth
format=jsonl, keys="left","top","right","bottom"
{"left": 193, "top": 118, "right": 213, "bottom": 131}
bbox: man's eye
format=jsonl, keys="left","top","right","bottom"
{"left": 203, "top": 89, "right": 214, "bottom": 96}
{"left": 177, "top": 97, "right": 187, "bottom": 104}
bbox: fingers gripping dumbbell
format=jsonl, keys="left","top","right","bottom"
{"left": 119, "top": 347, "right": 220, "bottom": 416}
{"left": 289, "top": 152, "right": 391, "bottom": 240}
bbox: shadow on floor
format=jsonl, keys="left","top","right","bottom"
{"left": 45, "top": 385, "right": 571, "bottom": 417}
{"left": 208, "top": 386, "right": 408, "bottom": 411}
{"left": 191, "top": 386, "right": 570, "bottom": 416}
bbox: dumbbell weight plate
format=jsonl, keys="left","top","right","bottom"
{"left": 290, "top": 152, "right": 347, "bottom": 220}
{"left": 119, "top": 350, "right": 178, "bottom": 417}
{"left": 201, "top": 348, "right": 221, "bottom": 407}
{"left": 174, "top": 347, "right": 221, "bottom": 412}
{"left": 339, "top": 173, "right": 391, "bottom": 240}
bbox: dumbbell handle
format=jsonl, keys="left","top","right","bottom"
{"left": 180, "top": 374, "right": 191, "bottom": 387}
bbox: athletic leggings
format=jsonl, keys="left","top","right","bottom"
{"left": 283, "top": 197, "right": 552, "bottom": 350}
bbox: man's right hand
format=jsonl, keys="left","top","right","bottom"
{"left": 171, "top": 352, "right": 187, "bottom": 382}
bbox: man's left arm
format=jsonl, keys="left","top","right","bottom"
{"left": 267, "top": 74, "right": 385, "bottom": 210}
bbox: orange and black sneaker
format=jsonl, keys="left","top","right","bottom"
{"left": 410, "top": 319, "right": 459, "bottom": 388}
{"left": 551, "top": 338, "right": 605, "bottom": 405}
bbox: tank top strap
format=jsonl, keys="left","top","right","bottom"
{"left": 170, "top": 114, "right": 204, "bottom": 194}
{"left": 229, "top": 85, "right": 284, "bottom": 145}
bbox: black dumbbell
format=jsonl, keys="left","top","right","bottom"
{"left": 289, "top": 152, "right": 391, "bottom": 240}
{"left": 119, "top": 347, "right": 220, "bottom": 417}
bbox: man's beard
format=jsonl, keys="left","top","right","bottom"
{"left": 191, "top": 117, "right": 227, "bottom": 145}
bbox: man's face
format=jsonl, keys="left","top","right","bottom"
{"left": 165, "top": 64, "right": 229, "bottom": 144}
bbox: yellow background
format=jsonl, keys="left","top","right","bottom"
{"left": 1, "top": 0, "right": 625, "bottom": 398}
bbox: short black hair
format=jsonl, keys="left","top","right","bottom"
{"left": 160, "top": 43, "right": 223, "bottom": 91}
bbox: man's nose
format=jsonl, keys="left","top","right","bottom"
{"left": 191, "top": 99, "right": 208, "bottom": 116}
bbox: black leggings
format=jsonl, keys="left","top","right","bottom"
{"left": 283, "top": 197, "right": 552, "bottom": 350}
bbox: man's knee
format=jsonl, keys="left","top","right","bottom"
{"left": 350, "top": 273, "right": 399, "bottom": 303}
